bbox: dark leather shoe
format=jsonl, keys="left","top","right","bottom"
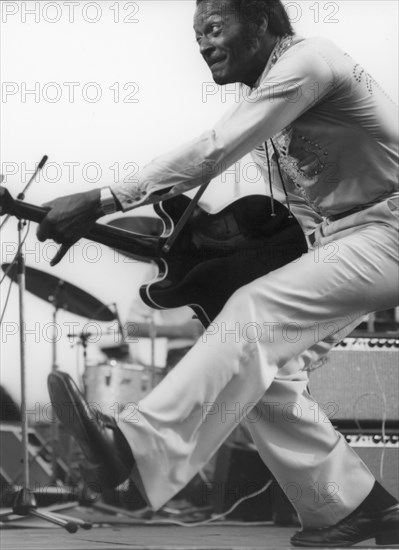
{"left": 291, "top": 503, "right": 399, "bottom": 547}
{"left": 48, "top": 371, "right": 134, "bottom": 489}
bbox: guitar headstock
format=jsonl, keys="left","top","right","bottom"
{"left": 0, "top": 187, "right": 15, "bottom": 216}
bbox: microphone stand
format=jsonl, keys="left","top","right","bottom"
{"left": 0, "top": 156, "right": 91, "bottom": 532}
{"left": 0, "top": 155, "right": 48, "bottom": 230}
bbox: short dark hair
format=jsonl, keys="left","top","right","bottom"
{"left": 196, "top": 0, "right": 294, "bottom": 37}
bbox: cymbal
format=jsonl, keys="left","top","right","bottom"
{"left": 1, "top": 263, "right": 115, "bottom": 321}
{"left": 106, "top": 216, "right": 163, "bottom": 236}
{"left": 106, "top": 216, "right": 163, "bottom": 263}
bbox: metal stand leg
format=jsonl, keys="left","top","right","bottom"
{"left": 0, "top": 220, "right": 91, "bottom": 533}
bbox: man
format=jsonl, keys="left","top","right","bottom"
{"left": 38, "top": 0, "right": 398, "bottom": 546}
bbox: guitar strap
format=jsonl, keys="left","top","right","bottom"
{"left": 161, "top": 179, "right": 212, "bottom": 253}
{"left": 161, "top": 138, "right": 293, "bottom": 254}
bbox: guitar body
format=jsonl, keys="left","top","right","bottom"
{"left": 141, "top": 195, "right": 307, "bottom": 327}
{"left": 0, "top": 187, "right": 307, "bottom": 328}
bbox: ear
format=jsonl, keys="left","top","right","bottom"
{"left": 247, "top": 15, "right": 268, "bottom": 41}
{"left": 256, "top": 15, "right": 269, "bottom": 36}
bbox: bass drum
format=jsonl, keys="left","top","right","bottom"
{"left": 84, "top": 361, "right": 163, "bottom": 416}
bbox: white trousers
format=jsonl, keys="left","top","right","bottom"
{"left": 118, "top": 195, "right": 399, "bottom": 528}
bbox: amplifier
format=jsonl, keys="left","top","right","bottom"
{"left": 342, "top": 432, "right": 399, "bottom": 499}
{"left": 308, "top": 338, "right": 399, "bottom": 422}
{"left": 0, "top": 423, "right": 68, "bottom": 487}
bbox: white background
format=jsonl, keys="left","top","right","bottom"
{"left": 0, "top": 1, "right": 398, "bottom": 409}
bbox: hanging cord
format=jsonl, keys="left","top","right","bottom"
{"left": 371, "top": 362, "right": 388, "bottom": 480}
{"left": 270, "top": 138, "right": 293, "bottom": 218}
{"left": 263, "top": 141, "right": 276, "bottom": 217}
{"left": 0, "top": 277, "right": 14, "bottom": 326}
{"left": 0, "top": 222, "right": 31, "bottom": 286}
{"left": 0, "top": 222, "right": 31, "bottom": 324}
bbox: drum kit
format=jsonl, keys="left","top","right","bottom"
{"left": 0, "top": 209, "right": 167, "bottom": 530}
{"left": 2, "top": 214, "right": 166, "bottom": 412}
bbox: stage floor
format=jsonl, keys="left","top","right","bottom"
{"left": 0, "top": 525, "right": 385, "bottom": 550}
{"left": 0, "top": 508, "right": 383, "bottom": 550}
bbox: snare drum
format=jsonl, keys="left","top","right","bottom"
{"left": 84, "top": 361, "right": 152, "bottom": 416}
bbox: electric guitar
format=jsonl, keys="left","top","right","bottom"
{"left": 0, "top": 188, "right": 307, "bottom": 327}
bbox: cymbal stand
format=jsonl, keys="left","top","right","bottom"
{"left": 117, "top": 303, "right": 156, "bottom": 389}
{"left": 71, "top": 331, "right": 92, "bottom": 395}
{"left": 0, "top": 219, "right": 90, "bottom": 532}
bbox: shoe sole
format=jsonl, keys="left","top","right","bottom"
{"left": 48, "top": 371, "right": 129, "bottom": 487}
{"left": 375, "top": 529, "right": 399, "bottom": 545}
{"left": 48, "top": 372, "right": 102, "bottom": 465}
{"left": 291, "top": 532, "right": 399, "bottom": 547}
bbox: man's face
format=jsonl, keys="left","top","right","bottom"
{"left": 193, "top": 0, "right": 263, "bottom": 86}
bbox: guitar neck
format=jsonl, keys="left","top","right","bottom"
{"left": 7, "top": 198, "right": 160, "bottom": 262}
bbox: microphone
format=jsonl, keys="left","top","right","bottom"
{"left": 17, "top": 155, "right": 49, "bottom": 200}
{"left": 0, "top": 155, "right": 49, "bottom": 230}
{"left": 38, "top": 155, "right": 48, "bottom": 169}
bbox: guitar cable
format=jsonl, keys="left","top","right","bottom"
{"left": 122, "top": 479, "right": 274, "bottom": 528}
{"left": 370, "top": 362, "right": 388, "bottom": 481}
{"left": 352, "top": 361, "right": 389, "bottom": 485}
{"left": 150, "top": 479, "right": 273, "bottom": 528}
